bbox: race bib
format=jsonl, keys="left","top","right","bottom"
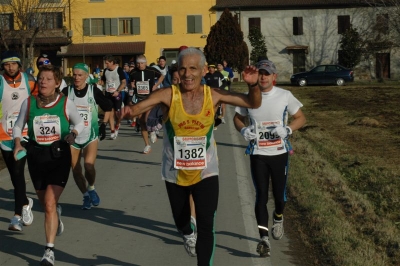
{"left": 173, "top": 136, "right": 207, "bottom": 170}
{"left": 76, "top": 105, "right": 90, "bottom": 127}
{"left": 33, "top": 115, "right": 61, "bottom": 144}
{"left": 137, "top": 81, "right": 150, "bottom": 95}
{"left": 255, "top": 120, "right": 283, "bottom": 149}
{"left": 106, "top": 81, "right": 117, "bottom": 93}
{"left": 6, "top": 111, "right": 28, "bottom": 136}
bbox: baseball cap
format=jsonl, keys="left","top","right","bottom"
{"left": 256, "top": 60, "right": 277, "bottom": 74}
{"left": 208, "top": 64, "right": 216, "bottom": 68}
{"left": 179, "top": 46, "right": 188, "bottom": 53}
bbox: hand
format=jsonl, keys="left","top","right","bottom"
{"left": 242, "top": 65, "right": 259, "bottom": 87}
{"left": 99, "top": 123, "right": 106, "bottom": 141}
{"left": 13, "top": 145, "right": 25, "bottom": 161}
{"left": 64, "top": 132, "right": 76, "bottom": 145}
{"left": 240, "top": 125, "right": 257, "bottom": 141}
{"left": 113, "top": 91, "right": 119, "bottom": 97}
{"left": 271, "top": 126, "right": 292, "bottom": 139}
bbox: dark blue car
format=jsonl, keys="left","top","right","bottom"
{"left": 290, "top": 64, "right": 354, "bottom": 86}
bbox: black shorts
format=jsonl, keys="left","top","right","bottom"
{"left": 105, "top": 91, "right": 123, "bottom": 112}
{"left": 26, "top": 141, "right": 71, "bottom": 191}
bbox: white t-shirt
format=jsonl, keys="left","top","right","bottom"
{"left": 235, "top": 86, "right": 303, "bottom": 156}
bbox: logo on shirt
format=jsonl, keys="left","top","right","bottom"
{"left": 11, "top": 92, "right": 19, "bottom": 100}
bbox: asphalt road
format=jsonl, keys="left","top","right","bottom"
{"left": 0, "top": 105, "right": 299, "bottom": 266}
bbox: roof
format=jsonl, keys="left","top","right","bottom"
{"left": 0, "top": 37, "right": 71, "bottom": 48}
{"left": 57, "top": 42, "right": 145, "bottom": 57}
{"left": 213, "top": 0, "right": 379, "bottom": 10}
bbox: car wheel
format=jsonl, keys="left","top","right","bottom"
{"left": 336, "top": 78, "right": 345, "bottom": 86}
{"left": 298, "top": 78, "right": 307, "bottom": 86}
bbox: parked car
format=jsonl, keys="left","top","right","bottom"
{"left": 290, "top": 64, "right": 354, "bottom": 86}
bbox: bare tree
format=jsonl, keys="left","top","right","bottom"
{"left": 0, "top": 0, "right": 70, "bottom": 68}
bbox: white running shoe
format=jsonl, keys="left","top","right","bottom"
{"left": 221, "top": 117, "right": 226, "bottom": 124}
{"left": 143, "top": 145, "right": 151, "bottom": 154}
{"left": 271, "top": 218, "right": 284, "bottom": 240}
{"left": 183, "top": 233, "right": 197, "bottom": 257}
{"left": 110, "top": 132, "right": 117, "bottom": 140}
{"left": 256, "top": 236, "right": 271, "bottom": 257}
{"left": 8, "top": 216, "right": 23, "bottom": 231}
{"left": 150, "top": 131, "right": 157, "bottom": 143}
{"left": 22, "top": 197, "right": 34, "bottom": 225}
{"left": 56, "top": 205, "right": 64, "bottom": 236}
{"left": 40, "top": 248, "right": 55, "bottom": 266}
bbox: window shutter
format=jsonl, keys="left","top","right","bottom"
{"left": 157, "top": 16, "right": 164, "bottom": 34}
{"left": 165, "top": 16, "right": 172, "bottom": 34}
{"left": 83, "top": 19, "right": 90, "bottom": 36}
{"left": 293, "top": 17, "right": 303, "bottom": 35}
{"left": 248, "top": 17, "right": 261, "bottom": 31}
{"left": 187, "top": 15, "right": 194, "bottom": 33}
{"left": 56, "top": 12, "right": 62, "bottom": 28}
{"left": 132, "top": 17, "right": 140, "bottom": 35}
{"left": 111, "top": 18, "right": 118, "bottom": 35}
{"left": 195, "top": 15, "right": 202, "bottom": 33}
{"left": 104, "top": 18, "right": 110, "bottom": 35}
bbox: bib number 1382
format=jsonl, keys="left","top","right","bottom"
{"left": 174, "top": 136, "right": 207, "bottom": 170}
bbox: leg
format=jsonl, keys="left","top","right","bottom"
{"left": 192, "top": 176, "right": 219, "bottom": 266}
{"left": 250, "top": 155, "right": 271, "bottom": 238}
{"left": 165, "top": 181, "right": 192, "bottom": 234}
{"left": 70, "top": 147, "right": 86, "bottom": 194}
{"left": 270, "top": 153, "right": 289, "bottom": 216}
{"left": 139, "top": 111, "right": 151, "bottom": 148}
{"left": 82, "top": 140, "right": 98, "bottom": 187}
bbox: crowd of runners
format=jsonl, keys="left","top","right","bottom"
{"left": 0, "top": 47, "right": 305, "bottom": 266}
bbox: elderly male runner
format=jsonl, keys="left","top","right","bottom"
{"left": 129, "top": 47, "right": 261, "bottom": 266}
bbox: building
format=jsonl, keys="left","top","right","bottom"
{"left": 213, "top": 0, "right": 400, "bottom": 81}
{"left": 58, "top": 0, "right": 217, "bottom": 75}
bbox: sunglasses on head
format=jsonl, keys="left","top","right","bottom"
{"left": 38, "top": 59, "right": 50, "bottom": 66}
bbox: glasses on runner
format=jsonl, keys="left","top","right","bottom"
{"left": 38, "top": 59, "right": 50, "bottom": 66}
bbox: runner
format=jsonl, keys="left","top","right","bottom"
{"left": 129, "top": 55, "right": 164, "bottom": 154}
{"left": 129, "top": 47, "right": 261, "bottom": 265}
{"left": 0, "top": 51, "right": 36, "bottom": 231}
{"left": 233, "top": 59, "right": 306, "bottom": 257}
{"left": 13, "top": 65, "right": 84, "bottom": 266}
{"left": 61, "top": 63, "right": 113, "bottom": 210}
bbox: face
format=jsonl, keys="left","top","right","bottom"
{"left": 38, "top": 71, "right": 60, "bottom": 96}
{"left": 73, "top": 69, "right": 88, "bottom": 89}
{"left": 178, "top": 54, "right": 206, "bottom": 91}
{"left": 105, "top": 60, "right": 116, "bottom": 70}
{"left": 137, "top": 61, "right": 147, "bottom": 71}
{"left": 158, "top": 59, "right": 166, "bottom": 68}
{"left": 223, "top": 60, "right": 228, "bottom": 67}
{"left": 123, "top": 65, "right": 130, "bottom": 72}
{"left": 172, "top": 71, "right": 180, "bottom": 85}
{"left": 2, "top": 62, "right": 20, "bottom": 76}
{"left": 208, "top": 66, "right": 215, "bottom": 74}
{"left": 217, "top": 64, "right": 224, "bottom": 71}
{"left": 258, "top": 69, "right": 277, "bottom": 91}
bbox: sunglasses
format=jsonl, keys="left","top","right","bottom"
{"left": 38, "top": 59, "right": 50, "bottom": 66}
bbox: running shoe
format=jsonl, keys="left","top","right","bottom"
{"left": 40, "top": 248, "right": 55, "bottom": 266}
{"left": 88, "top": 189, "right": 100, "bottom": 206}
{"left": 115, "top": 125, "right": 119, "bottom": 137}
{"left": 22, "top": 197, "right": 34, "bottom": 225}
{"left": 271, "top": 217, "right": 284, "bottom": 240}
{"left": 127, "top": 120, "right": 132, "bottom": 125}
{"left": 130, "top": 121, "right": 136, "bottom": 127}
{"left": 143, "top": 145, "right": 151, "bottom": 154}
{"left": 8, "top": 216, "right": 23, "bottom": 231}
{"left": 221, "top": 117, "right": 226, "bottom": 124}
{"left": 183, "top": 233, "right": 197, "bottom": 257}
{"left": 150, "top": 131, "right": 157, "bottom": 143}
{"left": 110, "top": 132, "right": 117, "bottom": 140}
{"left": 256, "top": 236, "right": 271, "bottom": 257}
{"left": 190, "top": 216, "right": 197, "bottom": 234}
{"left": 82, "top": 195, "right": 91, "bottom": 210}
{"left": 56, "top": 205, "right": 64, "bottom": 236}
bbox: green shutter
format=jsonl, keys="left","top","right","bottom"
{"left": 56, "top": 12, "right": 63, "bottom": 29}
{"left": 83, "top": 19, "right": 90, "bottom": 36}
{"left": 187, "top": 15, "right": 194, "bottom": 33}
{"left": 165, "top": 16, "right": 172, "bottom": 34}
{"left": 104, "top": 18, "right": 110, "bottom": 35}
{"left": 195, "top": 15, "right": 202, "bottom": 33}
{"left": 132, "top": 17, "right": 140, "bottom": 35}
{"left": 111, "top": 18, "right": 118, "bottom": 35}
{"left": 157, "top": 16, "right": 164, "bottom": 34}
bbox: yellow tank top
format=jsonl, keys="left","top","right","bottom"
{"left": 161, "top": 84, "right": 219, "bottom": 186}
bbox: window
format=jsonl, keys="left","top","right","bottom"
{"left": 0, "top": 0, "right": 11, "bottom": 4}
{"left": 40, "top": 0, "right": 61, "bottom": 3}
{"left": 119, "top": 17, "right": 140, "bottom": 35}
{"left": 338, "top": 15, "right": 350, "bottom": 34}
{"left": 29, "top": 12, "right": 62, "bottom": 29}
{"left": 157, "top": 16, "right": 172, "bottom": 34}
{"left": 292, "top": 50, "right": 306, "bottom": 74}
{"left": 248, "top": 17, "right": 260, "bottom": 31}
{"left": 293, "top": 17, "right": 303, "bottom": 35}
{"left": 0, "top": 13, "right": 13, "bottom": 30}
{"left": 376, "top": 14, "right": 389, "bottom": 35}
{"left": 187, "top": 15, "right": 202, "bottom": 34}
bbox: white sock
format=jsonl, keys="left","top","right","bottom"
{"left": 87, "top": 185, "right": 95, "bottom": 191}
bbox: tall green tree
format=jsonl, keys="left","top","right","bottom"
{"left": 339, "top": 26, "right": 363, "bottom": 69}
{"left": 204, "top": 8, "right": 248, "bottom": 73}
{"left": 248, "top": 26, "right": 268, "bottom": 64}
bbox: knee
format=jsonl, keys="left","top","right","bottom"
{"left": 83, "top": 162, "right": 95, "bottom": 172}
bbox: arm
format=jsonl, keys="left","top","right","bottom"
{"left": 233, "top": 112, "right": 247, "bottom": 133}
{"left": 130, "top": 87, "right": 171, "bottom": 117}
{"left": 288, "top": 109, "right": 306, "bottom": 132}
{"left": 66, "top": 98, "right": 84, "bottom": 135}
{"left": 13, "top": 99, "right": 29, "bottom": 158}
{"left": 114, "top": 69, "right": 126, "bottom": 97}
{"left": 153, "top": 75, "right": 165, "bottom": 90}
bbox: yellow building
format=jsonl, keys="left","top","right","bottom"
{"left": 58, "top": 0, "right": 217, "bottom": 74}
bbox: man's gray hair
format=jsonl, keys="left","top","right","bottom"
{"left": 178, "top": 47, "right": 206, "bottom": 68}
